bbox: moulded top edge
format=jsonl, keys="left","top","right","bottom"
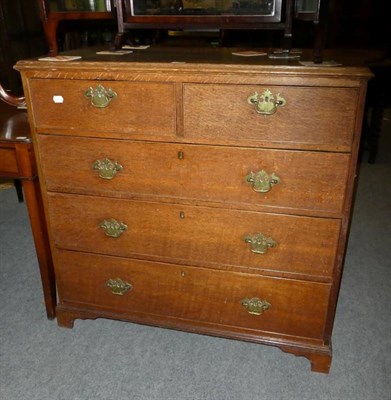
{"left": 14, "top": 59, "right": 373, "bottom": 81}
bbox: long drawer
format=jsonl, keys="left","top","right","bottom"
{"left": 56, "top": 249, "right": 331, "bottom": 341}
{"left": 183, "top": 84, "right": 358, "bottom": 152}
{"left": 38, "top": 135, "right": 349, "bottom": 216}
{"left": 47, "top": 193, "right": 340, "bottom": 280}
{"left": 28, "top": 79, "right": 176, "bottom": 138}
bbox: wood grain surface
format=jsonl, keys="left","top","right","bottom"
{"left": 28, "top": 79, "right": 176, "bottom": 137}
{"left": 47, "top": 193, "right": 340, "bottom": 280}
{"left": 37, "top": 135, "right": 350, "bottom": 217}
{"left": 56, "top": 249, "right": 331, "bottom": 340}
{"left": 184, "top": 84, "right": 358, "bottom": 152}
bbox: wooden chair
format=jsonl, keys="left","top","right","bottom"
{"left": 0, "top": 83, "right": 56, "bottom": 319}
{"left": 0, "top": 85, "right": 26, "bottom": 201}
{"left": 0, "top": 85, "right": 25, "bottom": 107}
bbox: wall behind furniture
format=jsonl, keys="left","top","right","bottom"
{"left": 0, "top": 0, "right": 46, "bottom": 93}
{"left": 327, "top": 0, "right": 390, "bottom": 50}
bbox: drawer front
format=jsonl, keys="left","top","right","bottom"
{"left": 0, "top": 148, "right": 18, "bottom": 175}
{"left": 183, "top": 84, "right": 358, "bottom": 151}
{"left": 38, "top": 135, "right": 349, "bottom": 216}
{"left": 47, "top": 193, "right": 340, "bottom": 279}
{"left": 56, "top": 249, "right": 330, "bottom": 340}
{"left": 28, "top": 79, "right": 176, "bottom": 138}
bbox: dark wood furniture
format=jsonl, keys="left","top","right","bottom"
{"left": 16, "top": 47, "right": 370, "bottom": 373}
{"left": 0, "top": 94, "right": 56, "bottom": 320}
{"left": 38, "top": 0, "right": 115, "bottom": 56}
{"left": 116, "top": 0, "right": 326, "bottom": 60}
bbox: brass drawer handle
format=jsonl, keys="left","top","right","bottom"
{"left": 247, "top": 89, "right": 286, "bottom": 115}
{"left": 93, "top": 158, "right": 123, "bottom": 180}
{"left": 106, "top": 278, "right": 132, "bottom": 295}
{"left": 244, "top": 233, "right": 276, "bottom": 254}
{"left": 241, "top": 297, "right": 271, "bottom": 316}
{"left": 85, "top": 84, "right": 117, "bottom": 108}
{"left": 245, "top": 170, "right": 281, "bottom": 193}
{"left": 100, "top": 218, "right": 128, "bottom": 238}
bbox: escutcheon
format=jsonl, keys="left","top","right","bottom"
{"left": 85, "top": 84, "right": 117, "bottom": 108}
{"left": 247, "top": 89, "right": 286, "bottom": 115}
{"left": 241, "top": 297, "right": 271, "bottom": 316}
{"left": 245, "top": 170, "right": 281, "bottom": 193}
{"left": 244, "top": 233, "right": 276, "bottom": 254}
{"left": 93, "top": 158, "right": 123, "bottom": 180}
{"left": 106, "top": 278, "right": 132, "bottom": 295}
{"left": 99, "top": 218, "right": 128, "bottom": 238}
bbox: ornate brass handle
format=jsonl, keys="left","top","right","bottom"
{"left": 106, "top": 278, "right": 132, "bottom": 295}
{"left": 85, "top": 84, "right": 117, "bottom": 108}
{"left": 99, "top": 218, "right": 128, "bottom": 238}
{"left": 241, "top": 297, "right": 271, "bottom": 316}
{"left": 93, "top": 158, "right": 123, "bottom": 180}
{"left": 247, "top": 89, "right": 286, "bottom": 115}
{"left": 245, "top": 170, "right": 281, "bottom": 193}
{"left": 244, "top": 233, "right": 276, "bottom": 254}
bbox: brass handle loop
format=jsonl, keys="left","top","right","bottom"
{"left": 245, "top": 170, "right": 281, "bottom": 193}
{"left": 93, "top": 158, "right": 123, "bottom": 180}
{"left": 244, "top": 233, "right": 276, "bottom": 254}
{"left": 241, "top": 297, "right": 271, "bottom": 316}
{"left": 106, "top": 278, "right": 132, "bottom": 296}
{"left": 99, "top": 218, "right": 128, "bottom": 238}
{"left": 85, "top": 84, "right": 117, "bottom": 108}
{"left": 247, "top": 89, "right": 286, "bottom": 115}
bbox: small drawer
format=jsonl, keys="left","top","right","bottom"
{"left": 183, "top": 84, "right": 359, "bottom": 151}
{"left": 37, "top": 135, "right": 349, "bottom": 216}
{"left": 28, "top": 79, "right": 176, "bottom": 138}
{"left": 47, "top": 193, "right": 340, "bottom": 280}
{"left": 56, "top": 250, "right": 330, "bottom": 340}
{"left": 0, "top": 148, "right": 18, "bottom": 175}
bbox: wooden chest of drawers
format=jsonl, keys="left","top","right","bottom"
{"left": 16, "top": 49, "right": 370, "bottom": 373}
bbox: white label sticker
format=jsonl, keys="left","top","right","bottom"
{"left": 53, "top": 95, "right": 64, "bottom": 103}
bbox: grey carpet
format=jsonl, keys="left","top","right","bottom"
{"left": 1, "top": 113, "right": 390, "bottom": 400}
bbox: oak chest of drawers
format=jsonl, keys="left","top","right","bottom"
{"left": 16, "top": 49, "right": 371, "bottom": 373}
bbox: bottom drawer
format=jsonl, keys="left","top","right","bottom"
{"left": 56, "top": 250, "right": 330, "bottom": 341}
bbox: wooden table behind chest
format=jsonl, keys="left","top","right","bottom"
{"left": 16, "top": 57, "right": 370, "bottom": 373}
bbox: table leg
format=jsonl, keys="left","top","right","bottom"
{"left": 14, "top": 179, "right": 24, "bottom": 202}
{"left": 22, "top": 178, "right": 56, "bottom": 319}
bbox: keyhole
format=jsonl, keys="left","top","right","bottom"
{"left": 179, "top": 211, "right": 185, "bottom": 219}
{"left": 178, "top": 151, "right": 184, "bottom": 160}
